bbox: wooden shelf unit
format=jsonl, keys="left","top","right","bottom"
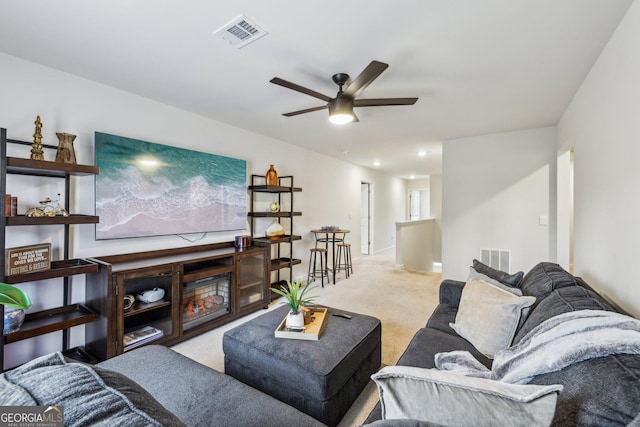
{"left": 248, "top": 175, "right": 302, "bottom": 298}
{"left": 0, "top": 128, "right": 101, "bottom": 370}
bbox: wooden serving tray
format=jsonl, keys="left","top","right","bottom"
{"left": 274, "top": 307, "right": 327, "bottom": 341}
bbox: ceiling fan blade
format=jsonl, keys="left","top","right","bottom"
{"left": 270, "top": 77, "right": 333, "bottom": 102}
{"left": 343, "top": 61, "right": 389, "bottom": 98}
{"left": 282, "top": 105, "right": 328, "bottom": 117}
{"left": 354, "top": 97, "right": 418, "bottom": 107}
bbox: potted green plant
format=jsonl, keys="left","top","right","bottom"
{"left": 0, "top": 282, "right": 33, "bottom": 334}
{"left": 270, "top": 279, "right": 318, "bottom": 330}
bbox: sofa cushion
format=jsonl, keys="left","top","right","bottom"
{"left": 472, "top": 259, "right": 524, "bottom": 287}
{"left": 425, "top": 304, "right": 458, "bottom": 333}
{"left": 519, "top": 262, "right": 578, "bottom": 299}
{"left": 450, "top": 279, "right": 535, "bottom": 358}
{"left": 467, "top": 267, "right": 523, "bottom": 295}
{"left": 529, "top": 354, "right": 640, "bottom": 426}
{"left": 398, "top": 327, "right": 492, "bottom": 370}
{"left": 0, "top": 352, "right": 184, "bottom": 427}
{"left": 371, "top": 365, "right": 561, "bottom": 427}
{"left": 513, "top": 285, "right": 616, "bottom": 345}
{"left": 98, "top": 345, "right": 325, "bottom": 427}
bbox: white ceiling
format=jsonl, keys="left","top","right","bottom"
{"left": 0, "top": 1, "right": 632, "bottom": 179}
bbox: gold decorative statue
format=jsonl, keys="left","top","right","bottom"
{"left": 30, "top": 116, "right": 45, "bottom": 161}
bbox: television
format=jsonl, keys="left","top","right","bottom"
{"left": 95, "top": 132, "right": 247, "bottom": 240}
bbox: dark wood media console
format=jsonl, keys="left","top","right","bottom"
{"left": 85, "top": 242, "right": 269, "bottom": 361}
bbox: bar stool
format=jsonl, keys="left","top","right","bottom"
{"left": 335, "top": 243, "right": 353, "bottom": 278}
{"left": 308, "top": 248, "right": 328, "bottom": 287}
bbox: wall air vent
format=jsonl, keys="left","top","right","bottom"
{"left": 213, "top": 15, "right": 268, "bottom": 49}
{"left": 479, "top": 248, "right": 511, "bottom": 273}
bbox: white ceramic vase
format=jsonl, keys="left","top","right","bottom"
{"left": 265, "top": 220, "right": 285, "bottom": 239}
{"left": 286, "top": 311, "right": 305, "bottom": 330}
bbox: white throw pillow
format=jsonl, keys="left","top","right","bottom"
{"left": 450, "top": 279, "right": 535, "bottom": 358}
{"left": 371, "top": 365, "right": 562, "bottom": 427}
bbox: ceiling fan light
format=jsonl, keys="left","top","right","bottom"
{"left": 328, "top": 97, "right": 354, "bottom": 125}
{"left": 329, "top": 113, "right": 354, "bottom": 125}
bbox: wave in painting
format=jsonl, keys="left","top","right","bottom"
{"left": 95, "top": 133, "right": 247, "bottom": 239}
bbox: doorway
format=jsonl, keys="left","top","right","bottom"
{"left": 408, "top": 187, "right": 430, "bottom": 220}
{"left": 409, "top": 190, "right": 420, "bottom": 220}
{"left": 361, "top": 182, "right": 372, "bottom": 255}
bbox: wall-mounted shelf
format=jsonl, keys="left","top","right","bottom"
{"left": 251, "top": 235, "right": 301, "bottom": 245}
{"left": 5, "top": 215, "right": 100, "bottom": 226}
{"left": 4, "top": 258, "right": 99, "bottom": 284}
{"left": 4, "top": 304, "right": 99, "bottom": 344}
{"left": 247, "top": 184, "right": 302, "bottom": 193}
{"left": 270, "top": 257, "right": 302, "bottom": 272}
{"left": 6, "top": 156, "right": 99, "bottom": 176}
{"left": 247, "top": 212, "right": 302, "bottom": 218}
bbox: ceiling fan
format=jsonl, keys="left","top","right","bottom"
{"left": 270, "top": 60, "right": 418, "bottom": 125}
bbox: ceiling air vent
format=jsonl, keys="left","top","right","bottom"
{"left": 213, "top": 15, "right": 268, "bottom": 49}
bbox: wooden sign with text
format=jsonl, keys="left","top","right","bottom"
{"left": 5, "top": 244, "right": 51, "bottom": 276}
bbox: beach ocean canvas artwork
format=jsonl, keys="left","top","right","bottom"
{"left": 95, "top": 132, "right": 247, "bottom": 240}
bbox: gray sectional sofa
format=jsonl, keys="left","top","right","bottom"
{"left": 364, "top": 261, "right": 640, "bottom": 426}
{"left": 0, "top": 345, "right": 325, "bottom": 426}
{"left": 3, "top": 262, "right": 639, "bottom": 426}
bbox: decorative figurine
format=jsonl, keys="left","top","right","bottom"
{"left": 30, "top": 116, "right": 45, "bottom": 161}
{"left": 25, "top": 194, "right": 69, "bottom": 217}
{"left": 265, "top": 164, "right": 278, "bottom": 186}
{"left": 55, "top": 133, "right": 77, "bottom": 164}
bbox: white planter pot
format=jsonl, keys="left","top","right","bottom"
{"left": 286, "top": 311, "right": 305, "bottom": 330}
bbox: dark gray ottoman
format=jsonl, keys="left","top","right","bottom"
{"left": 223, "top": 305, "right": 382, "bottom": 427}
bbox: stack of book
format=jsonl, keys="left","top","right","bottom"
{"left": 123, "top": 326, "right": 164, "bottom": 352}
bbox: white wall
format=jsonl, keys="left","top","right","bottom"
{"left": 557, "top": 0, "right": 640, "bottom": 317}
{"left": 442, "top": 127, "right": 557, "bottom": 280}
{"left": 556, "top": 150, "right": 572, "bottom": 270}
{"left": 430, "top": 174, "right": 443, "bottom": 263}
{"left": 0, "top": 52, "right": 405, "bottom": 365}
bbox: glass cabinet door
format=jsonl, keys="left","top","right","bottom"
{"left": 236, "top": 251, "right": 266, "bottom": 310}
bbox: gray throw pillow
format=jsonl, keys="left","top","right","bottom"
{"left": 450, "top": 279, "right": 535, "bottom": 358}
{"left": 371, "top": 365, "right": 562, "bottom": 427}
{"left": 472, "top": 259, "right": 524, "bottom": 287}
{"left": 468, "top": 267, "right": 523, "bottom": 296}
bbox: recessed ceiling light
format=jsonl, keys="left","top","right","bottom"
{"left": 418, "top": 151, "right": 427, "bottom": 157}
{"left": 373, "top": 161, "right": 381, "bottom": 167}
{"left": 410, "top": 175, "right": 415, "bottom": 179}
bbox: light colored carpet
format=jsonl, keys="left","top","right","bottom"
{"left": 171, "top": 249, "right": 442, "bottom": 426}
